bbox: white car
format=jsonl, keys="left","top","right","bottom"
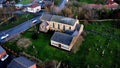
{"left": 1, "top": 54, "right": 9, "bottom": 61}
{"left": 32, "top": 20, "right": 37, "bottom": 24}
{"left": 1, "top": 34, "right": 9, "bottom": 40}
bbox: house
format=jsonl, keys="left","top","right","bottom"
{"left": 27, "top": 3, "right": 41, "bottom": 13}
{"left": 50, "top": 24, "right": 84, "bottom": 51}
{"left": 7, "top": 56, "right": 36, "bottom": 68}
{"left": 0, "top": 46, "right": 9, "bottom": 61}
{"left": 40, "top": 13, "right": 79, "bottom": 32}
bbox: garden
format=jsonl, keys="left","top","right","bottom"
{"left": 5, "top": 21, "right": 120, "bottom": 68}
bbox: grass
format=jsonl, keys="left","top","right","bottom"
{"left": 19, "top": 0, "right": 32, "bottom": 4}
{"left": 5, "top": 21, "right": 120, "bottom": 68}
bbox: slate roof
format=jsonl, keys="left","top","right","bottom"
{"left": 51, "top": 15, "right": 76, "bottom": 26}
{"left": 0, "top": 46, "right": 5, "bottom": 54}
{"left": 7, "top": 56, "right": 35, "bottom": 68}
{"left": 51, "top": 32, "right": 73, "bottom": 45}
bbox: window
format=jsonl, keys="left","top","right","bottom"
{"left": 58, "top": 44, "right": 61, "bottom": 48}
{"left": 53, "top": 23, "right": 54, "bottom": 28}
{"left": 69, "top": 27, "right": 71, "bottom": 30}
{"left": 58, "top": 24, "right": 60, "bottom": 29}
{"left": 63, "top": 25, "right": 65, "bottom": 31}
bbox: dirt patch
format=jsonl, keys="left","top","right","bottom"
{"left": 17, "top": 38, "right": 32, "bottom": 48}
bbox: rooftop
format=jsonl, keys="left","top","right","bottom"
{"left": 41, "top": 14, "right": 77, "bottom": 26}
{"left": 51, "top": 15, "right": 76, "bottom": 26}
{"left": 29, "top": 3, "right": 40, "bottom": 8}
{"left": 51, "top": 32, "right": 73, "bottom": 45}
{"left": 7, "top": 56, "right": 36, "bottom": 68}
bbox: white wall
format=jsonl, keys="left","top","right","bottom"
{"left": 51, "top": 40, "right": 71, "bottom": 51}
{"left": 27, "top": 6, "right": 41, "bottom": 13}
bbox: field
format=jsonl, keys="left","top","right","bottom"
{"left": 5, "top": 21, "right": 120, "bottom": 68}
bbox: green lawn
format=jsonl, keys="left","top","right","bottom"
{"left": 19, "top": 0, "right": 32, "bottom": 4}
{"left": 5, "top": 21, "right": 120, "bottom": 68}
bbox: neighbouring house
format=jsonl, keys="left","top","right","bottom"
{"left": 7, "top": 56, "right": 36, "bottom": 68}
{"left": 40, "top": 13, "right": 79, "bottom": 32}
{"left": 50, "top": 24, "right": 84, "bottom": 51}
{"left": 0, "top": 46, "right": 9, "bottom": 61}
{"left": 26, "top": 3, "right": 41, "bottom": 13}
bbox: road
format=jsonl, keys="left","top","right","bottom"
{"left": 0, "top": 0, "right": 68, "bottom": 44}
{"left": 0, "top": 15, "right": 42, "bottom": 43}
{"left": 0, "top": 0, "right": 68, "bottom": 67}
{"left": 58, "top": 0, "right": 68, "bottom": 11}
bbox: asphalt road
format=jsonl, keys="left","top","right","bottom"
{"left": 0, "top": 15, "right": 42, "bottom": 43}
{"left": 0, "top": 0, "right": 68, "bottom": 44}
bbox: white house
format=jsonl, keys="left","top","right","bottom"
{"left": 27, "top": 3, "right": 41, "bottom": 13}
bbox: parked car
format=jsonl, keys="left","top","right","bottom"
{"left": 0, "top": 46, "right": 9, "bottom": 61}
{"left": 1, "top": 54, "right": 9, "bottom": 61}
{"left": 1, "top": 34, "right": 9, "bottom": 40}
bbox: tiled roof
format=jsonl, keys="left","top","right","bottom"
{"left": 51, "top": 32, "right": 73, "bottom": 45}
{"left": 29, "top": 3, "right": 40, "bottom": 8}
{"left": 51, "top": 15, "right": 76, "bottom": 26}
{"left": 0, "top": 46, "right": 5, "bottom": 54}
{"left": 7, "top": 56, "right": 35, "bottom": 68}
